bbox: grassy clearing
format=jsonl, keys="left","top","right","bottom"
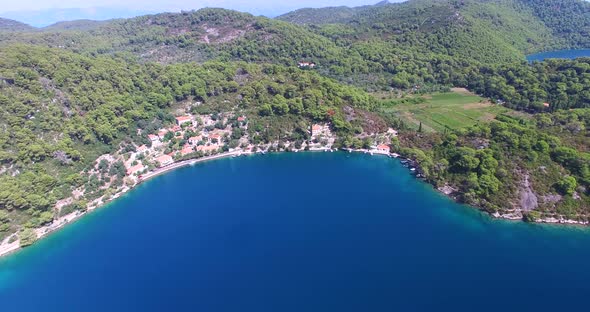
{"left": 380, "top": 90, "right": 512, "bottom": 132}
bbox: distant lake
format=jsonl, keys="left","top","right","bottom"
{"left": 527, "top": 49, "right": 590, "bottom": 62}
{"left": 1, "top": 153, "right": 590, "bottom": 311}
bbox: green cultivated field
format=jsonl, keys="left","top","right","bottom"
{"left": 381, "top": 89, "right": 511, "bottom": 132}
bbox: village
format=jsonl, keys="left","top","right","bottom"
{"left": 75, "top": 109, "right": 402, "bottom": 215}
{"left": 121, "top": 113, "right": 399, "bottom": 186}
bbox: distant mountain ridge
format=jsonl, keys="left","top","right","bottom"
{"left": 42, "top": 20, "right": 111, "bottom": 32}
{"left": 0, "top": 17, "right": 34, "bottom": 32}
{"left": 0, "top": 0, "right": 588, "bottom": 81}
{"left": 0, "top": 7, "right": 154, "bottom": 28}
{"left": 277, "top": 0, "right": 590, "bottom": 52}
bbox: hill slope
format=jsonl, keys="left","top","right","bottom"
{"left": 0, "top": 44, "right": 378, "bottom": 239}
{"left": 0, "top": 9, "right": 352, "bottom": 65}
{"left": 42, "top": 19, "right": 109, "bottom": 31}
{"left": 0, "top": 18, "right": 34, "bottom": 32}
{"left": 279, "top": 0, "right": 590, "bottom": 53}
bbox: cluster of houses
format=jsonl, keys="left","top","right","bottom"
{"left": 123, "top": 113, "right": 247, "bottom": 179}
{"left": 121, "top": 115, "right": 398, "bottom": 181}
{"left": 309, "top": 123, "right": 335, "bottom": 149}
{"left": 308, "top": 123, "right": 397, "bottom": 155}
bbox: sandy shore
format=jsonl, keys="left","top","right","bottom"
{"left": 0, "top": 236, "right": 20, "bottom": 258}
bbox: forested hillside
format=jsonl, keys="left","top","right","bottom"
{"left": 280, "top": 0, "right": 590, "bottom": 54}
{"left": 43, "top": 20, "right": 109, "bottom": 32}
{"left": 0, "top": 18, "right": 35, "bottom": 32}
{"left": 398, "top": 110, "right": 590, "bottom": 221}
{"left": 0, "top": 45, "right": 376, "bottom": 239}
{"left": 0, "top": 0, "right": 586, "bottom": 84}
{"left": 519, "top": 0, "right": 590, "bottom": 48}
{"left": 0, "top": 0, "right": 589, "bottom": 241}
{"left": 0, "top": 0, "right": 586, "bottom": 94}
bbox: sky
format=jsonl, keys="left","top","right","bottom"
{"left": 0, "top": 0, "right": 385, "bottom": 15}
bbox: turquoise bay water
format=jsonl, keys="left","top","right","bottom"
{"left": 527, "top": 49, "right": 590, "bottom": 61}
{"left": 1, "top": 152, "right": 590, "bottom": 311}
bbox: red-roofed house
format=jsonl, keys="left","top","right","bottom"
{"left": 158, "top": 130, "right": 168, "bottom": 140}
{"left": 170, "top": 125, "right": 182, "bottom": 133}
{"left": 155, "top": 155, "right": 174, "bottom": 167}
{"left": 237, "top": 116, "right": 246, "bottom": 122}
{"left": 181, "top": 146, "right": 194, "bottom": 156}
{"left": 176, "top": 116, "right": 192, "bottom": 126}
{"left": 137, "top": 145, "right": 148, "bottom": 153}
{"left": 312, "top": 124, "right": 327, "bottom": 136}
{"left": 543, "top": 102, "right": 550, "bottom": 108}
{"left": 376, "top": 144, "right": 390, "bottom": 154}
{"left": 127, "top": 164, "right": 145, "bottom": 176}
{"left": 148, "top": 134, "right": 159, "bottom": 142}
{"left": 209, "top": 133, "right": 221, "bottom": 143}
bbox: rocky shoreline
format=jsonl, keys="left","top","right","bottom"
{"left": 435, "top": 184, "right": 589, "bottom": 226}
{"left": 1, "top": 149, "right": 586, "bottom": 260}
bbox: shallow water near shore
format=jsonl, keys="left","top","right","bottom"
{"left": 1, "top": 152, "right": 590, "bottom": 311}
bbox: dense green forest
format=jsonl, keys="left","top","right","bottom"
{"left": 0, "top": 45, "right": 376, "bottom": 239}
{"left": 397, "top": 110, "right": 590, "bottom": 221}
{"left": 0, "top": 0, "right": 589, "bottom": 241}
{"left": 0, "top": 0, "right": 587, "bottom": 88}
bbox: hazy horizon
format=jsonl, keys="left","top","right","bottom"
{"left": 0, "top": 0, "right": 398, "bottom": 27}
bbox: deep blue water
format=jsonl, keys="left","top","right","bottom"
{"left": 527, "top": 49, "right": 590, "bottom": 62}
{"left": 1, "top": 152, "right": 590, "bottom": 311}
